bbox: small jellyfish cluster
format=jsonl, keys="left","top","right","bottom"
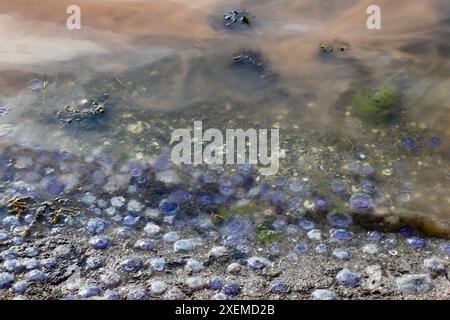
{"left": 0, "top": 141, "right": 449, "bottom": 300}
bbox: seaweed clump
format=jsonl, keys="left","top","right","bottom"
{"left": 351, "top": 85, "right": 400, "bottom": 124}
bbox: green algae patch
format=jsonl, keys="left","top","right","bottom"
{"left": 256, "top": 230, "right": 283, "bottom": 244}
{"left": 351, "top": 85, "right": 400, "bottom": 124}
{"left": 213, "top": 201, "right": 267, "bottom": 223}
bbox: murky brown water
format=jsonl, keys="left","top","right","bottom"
{"left": 0, "top": 0, "right": 449, "bottom": 234}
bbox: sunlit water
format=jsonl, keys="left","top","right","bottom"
{"left": 0, "top": 0, "right": 449, "bottom": 235}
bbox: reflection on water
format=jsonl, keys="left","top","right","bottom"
{"left": 0, "top": 0, "right": 449, "bottom": 234}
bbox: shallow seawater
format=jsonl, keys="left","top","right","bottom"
{"left": 0, "top": 0, "right": 449, "bottom": 239}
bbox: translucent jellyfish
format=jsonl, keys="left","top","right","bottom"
{"left": 329, "top": 179, "right": 349, "bottom": 195}
{"left": 401, "top": 138, "right": 417, "bottom": 150}
{"left": 327, "top": 212, "right": 353, "bottom": 229}
{"left": 349, "top": 193, "right": 374, "bottom": 212}
{"left": 159, "top": 199, "right": 179, "bottom": 215}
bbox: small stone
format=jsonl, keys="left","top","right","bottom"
{"left": 336, "top": 268, "right": 360, "bottom": 288}
{"left": 396, "top": 274, "right": 433, "bottom": 295}
{"left": 227, "top": 262, "right": 242, "bottom": 274}
{"left": 311, "top": 289, "right": 337, "bottom": 300}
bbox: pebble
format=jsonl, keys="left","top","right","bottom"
{"left": 226, "top": 262, "right": 242, "bottom": 274}
{"left": 396, "top": 274, "right": 433, "bottom": 294}
{"left": 336, "top": 268, "right": 361, "bottom": 288}
{"left": 311, "top": 289, "right": 337, "bottom": 300}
